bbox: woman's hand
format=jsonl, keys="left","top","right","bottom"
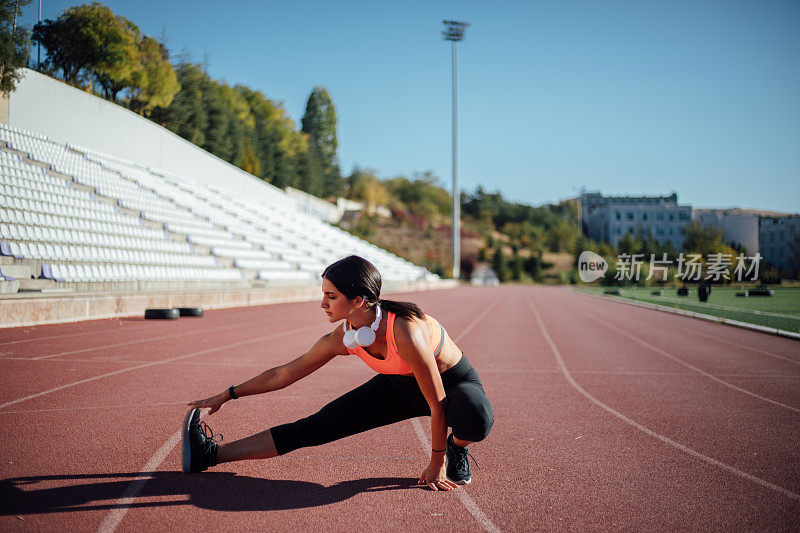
{"left": 418, "top": 458, "right": 458, "bottom": 491}
{"left": 187, "top": 392, "right": 227, "bottom": 416}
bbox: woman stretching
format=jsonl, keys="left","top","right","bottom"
{"left": 183, "top": 255, "right": 494, "bottom": 491}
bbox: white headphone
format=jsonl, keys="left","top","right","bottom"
{"left": 342, "top": 304, "right": 382, "bottom": 348}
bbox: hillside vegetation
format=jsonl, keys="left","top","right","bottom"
{"left": 9, "top": 2, "right": 784, "bottom": 284}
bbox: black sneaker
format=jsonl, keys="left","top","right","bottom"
{"left": 181, "top": 408, "right": 221, "bottom": 473}
{"left": 446, "top": 434, "right": 478, "bottom": 485}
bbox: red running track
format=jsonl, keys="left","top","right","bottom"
{"left": 0, "top": 285, "right": 798, "bottom": 531}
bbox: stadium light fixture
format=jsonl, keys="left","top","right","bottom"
{"left": 442, "top": 20, "right": 469, "bottom": 280}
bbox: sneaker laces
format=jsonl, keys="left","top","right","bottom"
{"left": 199, "top": 421, "right": 223, "bottom": 443}
{"left": 452, "top": 445, "right": 480, "bottom": 473}
{"left": 461, "top": 449, "right": 480, "bottom": 472}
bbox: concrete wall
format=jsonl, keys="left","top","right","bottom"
{"left": 7, "top": 69, "right": 296, "bottom": 209}
{"left": 0, "top": 279, "right": 459, "bottom": 328}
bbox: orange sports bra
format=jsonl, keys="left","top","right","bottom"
{"left": 346, "top": 312, "right": 446, "bottom": 375}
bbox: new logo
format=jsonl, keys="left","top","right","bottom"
{"left": 578, "top": 251, "right": 608, "bottom": 282}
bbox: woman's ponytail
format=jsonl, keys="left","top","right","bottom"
{"left": 377, "top": 298, "right": 424, "bottom": 320}
{"left": 322, "top": 255, "right": 426, "bottom": 320}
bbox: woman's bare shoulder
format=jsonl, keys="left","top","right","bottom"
{"left": 393, "top": 314, "right": 432, "bottom": 343}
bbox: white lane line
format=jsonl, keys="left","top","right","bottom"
{"left": 0, "top": 322, "right": 154, "bottom": 346}
{"left": 452, "top": 295, "right": 501, "bottom": 344}
{"left": 0, "top": 324, "right": 322, "bottom": 409}
{"left": 410, "top": 419, "right": 501, "bottom": 533}
{"left": 567, "top": 304, "right": 800, "bottom": 414}
{"left": 404, "top": 293, "right": 504, "bottom": 533}
{"left": 571, "top": 290, "right": 800, "bottom": 366}
{"left": 0, "top": 393, "right": 342, "bottom": 415}
{"left": 97, "top": 428, "right": 183, "bottom": 533}
{"left": 29, "top": 314, "right": 286, "bottom": 361}
{"left": 0, "top": 356, "right": 277, "bottom": 367}
{"left": 0, "top": 401, "right": 187, "bottom": 414}
{"left": 525, "top": 291, "right": 800, "bottom": 502}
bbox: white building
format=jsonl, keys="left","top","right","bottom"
{"left": 693, "top": 209, "right": 760, "bottom": 254}
{"left": 580, "top": 192, "right": 692, "bottom": 248}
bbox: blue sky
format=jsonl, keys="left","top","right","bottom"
{"left": 19, "top": 1, "right": 800, "bottom": 213}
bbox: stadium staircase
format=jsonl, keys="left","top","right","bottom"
{"left": 0, "top": 123, "right": 437, "bottom": 296}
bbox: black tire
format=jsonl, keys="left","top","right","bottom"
{"left": 698, "top": 282, "right": 710, "bottom": 302}
{"left": 144, "top": 308, "right": 180, "bottom": 320}
{"left": 177, "top": 307, "right": 204, "bottom": 317}
{"left": 748, "top": 289, "right": 774, "bottom": 296}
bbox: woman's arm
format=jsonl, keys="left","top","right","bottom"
{"left": 187, "top": 329, "right": 342, "bottom": 414}
{"left": 394, "top": 319, "right": 458, "bottom": 491}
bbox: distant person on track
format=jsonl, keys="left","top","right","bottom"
{"left": 184, "top": 254, "right": 493, "bottom": 490}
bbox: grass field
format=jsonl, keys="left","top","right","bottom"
{"left": 578, "top": 285, "right": 800, "bottom": 333}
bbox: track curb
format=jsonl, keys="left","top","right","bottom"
{"left": 571, "top": 287, "right": 800, "bottom": 342}
{"left": 0, "top": 279, "right": 459, "bottom": 328}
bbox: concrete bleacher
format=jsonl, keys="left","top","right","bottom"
{"left": 0, "top": 123, "right": 437, "bottom": 297}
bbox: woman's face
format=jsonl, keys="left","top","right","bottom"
{"left": 320, "top": 277, "right": 357, "bottom": 322}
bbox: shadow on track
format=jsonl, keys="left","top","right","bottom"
{"left": 0, "top": 472, "right": 418, "bottom": 515}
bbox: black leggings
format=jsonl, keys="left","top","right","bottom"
{"left": 270, "top": 354, "right": 494, "bottom": 455}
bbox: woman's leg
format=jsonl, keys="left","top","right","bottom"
{"left": 263, "top": 374, "right": 427, "bottom": 457}
{"left": 452, "top": 436, "right": 474, "bottom": 447}
{"left": 442, "top": 379, "right": 494, "bottom": 484}
{"left": 216, "top": 428, "right": 278, "bottom": 463}
{"left": 444, "top": 380, "right": 494, "bottom": 443}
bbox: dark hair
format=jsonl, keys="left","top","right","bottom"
{"left": 322, "top": 255, "right": 425, "bottom": 320}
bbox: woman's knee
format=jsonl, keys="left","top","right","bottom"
{"left": 445, "top": 385, "right": 494, "bottom": 442}
{"left": 455, "top": 403, "right": 494, "bottom": 442}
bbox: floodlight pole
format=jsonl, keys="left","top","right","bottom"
{"left": 38, "top": 0, "right": 42, "bottom": 69}
{"left": 442, "top": 20, "right": 469, "bottom": 280}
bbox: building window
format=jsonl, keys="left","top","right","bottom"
{"left": 679, "top": 213, "right": 689, "bottom": 221}
{"left": 626, "top": 212, "right": 634, "bottom": 221}
{"left": 656, "top": 213, "right": 663, "bottom": 221}
{"left": 669, "top": 214, "right": 674, "bottom": 221}
{"left": 642, "top": 213, "right": 648, "bottom": 221}
{"left": 615, "top": 211, "right": 621, "bottom": 220}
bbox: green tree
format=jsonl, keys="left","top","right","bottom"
{"left": 386, "top": 172, "right": 451, "bottom": 223}
{"left": 301, "top": 86, "right": 341, "bottom": 197}
{"left": 150, "top": 62, "right": 208, "bottom": 146}
{"left": 349, "top": 168, "right": 389, "bottom": 208}
{"left": 618, "top": 232, "right": 643, "bottom": 255}
{"left": 510, "top": 250, "right": 524, "bottom": 281}
{"left": 0, "top": 0, "right": 33, "bottom": 94}
{"left": 91, "top": 13, "right": 139, "bottom": 101}
{"left": 33, "top": 3, "right": 139, "bottom": 98}
{"left": 492, "top": 245, "right": 509, "bottom": 282}
{"left": 682, "top": 221, "right": 725, "bottom": 256}
{"left": 128, "top": 35, "right": 179, "bottom": 115}
{"left": 240, "top": 138, "right": 260, "bottom": 176}
{"left": 546, "top": 219, "right": 579, "bottom": 253}
{"left": 524, "top": 251, "right": 544, "bottom": 282}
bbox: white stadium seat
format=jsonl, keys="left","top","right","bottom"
{"left": 0, "top": 123, "right": 434, "bottom": 286}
